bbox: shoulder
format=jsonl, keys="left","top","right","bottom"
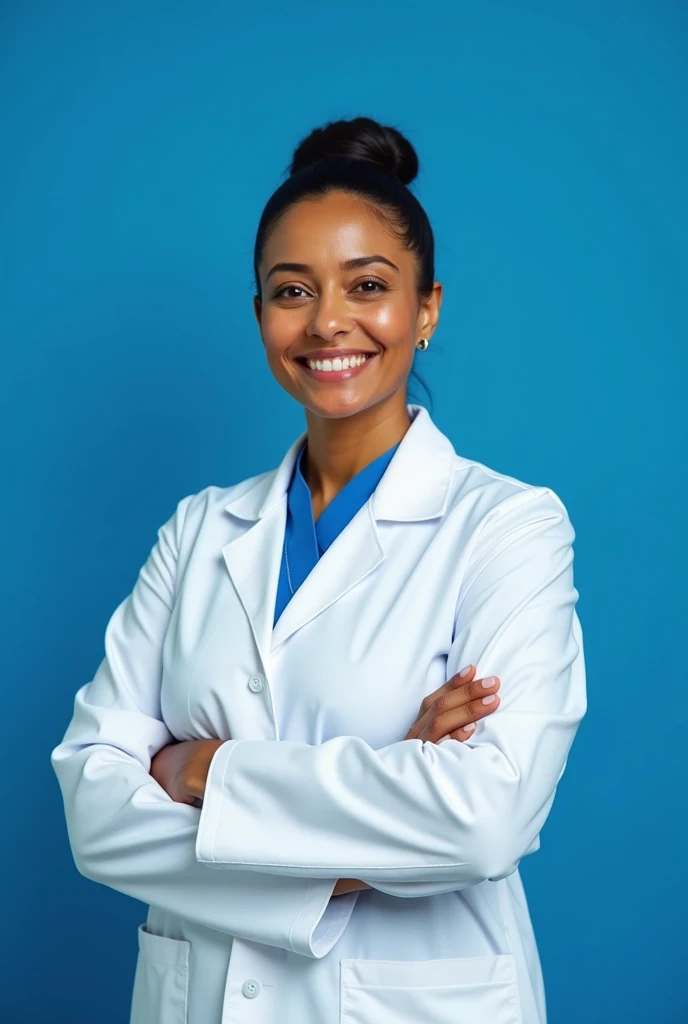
{"left": 445, "top": 451, "right": 576, "bottom": 548}
{"left": 161, "top": 471, "right": 273, "bottom": 548}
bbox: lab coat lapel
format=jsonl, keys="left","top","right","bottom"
{"left": 220, "top": 405, "right": 457, "bottom": 663}
{"left": 220, "top": 499, "right": 287, "bottom": 669}
{"left": 271, "top": 501, "right": 384, "bottom": 651}
{"left": 220, "top": 434, "right": 302, "bottom": 670}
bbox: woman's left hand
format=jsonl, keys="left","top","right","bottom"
{"left": 150, "top": 739, "right": 224, "bottom": 805}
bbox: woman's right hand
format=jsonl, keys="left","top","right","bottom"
{"left": 404, "top": 664, "right": 501, "bottom": 743}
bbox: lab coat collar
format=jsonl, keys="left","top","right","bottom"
{"left": 223, "top": 404, "right": 458, "bottom": 524}
{"left": 220, "top": 404, "right": 461, "bottom": 658}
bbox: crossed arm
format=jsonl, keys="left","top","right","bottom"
{"left": 50, "top": 487, "right": 586, "bottom": 956}
{"left": 149, "top": 658, "right": 503, "bottom": 895}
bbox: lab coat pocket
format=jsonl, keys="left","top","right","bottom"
{"left": 340, "top": 953, "right": 522, "bottom": 1024}
{"left": 130, "top": 924, "right": 190, "bottom": 1024}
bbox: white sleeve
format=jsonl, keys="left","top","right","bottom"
{"left": 50, "top": 496, "right": 358, "bottom": 957}
{"left": 196, "top": 488, "right": 587, "bottom": 894}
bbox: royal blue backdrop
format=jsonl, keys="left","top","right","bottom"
{"left": 2, "top": 1, "right": 686, "bottom": 1021}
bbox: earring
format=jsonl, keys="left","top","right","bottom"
{"left": 416, "top": 337, "right": 429, "bottom": 350}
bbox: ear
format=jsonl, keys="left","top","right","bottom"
{"left": 417, "top": 282, "right": 443, "bottom": 340}
{"left": 253, "top": 295, "right": 262, "bottom": 329}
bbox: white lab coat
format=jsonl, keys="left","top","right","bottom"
{"left": 50, "top": 403, "right": 586, "bottom": 1024}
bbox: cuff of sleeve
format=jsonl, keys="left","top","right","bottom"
{"left": 195, "top": 739, "right": 240, "bottom": 865}
{"left": 194, "top": 740, "right": 358, "bottom": 957}
{"left": 290, "top": 879, "right": 360, "bottom": 958}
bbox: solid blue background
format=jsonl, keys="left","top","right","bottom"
{"left": 2, "top": 1, "right": 686, "bottom": 1021}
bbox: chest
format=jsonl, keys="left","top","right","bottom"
{"left": 160, "top": 508, "right": 475, "bottom": 749}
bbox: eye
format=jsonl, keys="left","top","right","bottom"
{"left": 353, "top": 278, "right": 388, "bottom": 294}
{"left": 273, "top": 285, "right": 310, "bottom": 300}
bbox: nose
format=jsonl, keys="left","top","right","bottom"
{"left": 306, "top": 285, "right": 354, "bottom": 341}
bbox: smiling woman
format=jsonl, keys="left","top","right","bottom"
{"left": 251, "top": 117, "right": 441, "bottom": 486}
{"left": 51, "top": 115, "right": 585, "bottom": 1024}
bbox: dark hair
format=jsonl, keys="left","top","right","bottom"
{"left": 253, "top": 116, "right": 435, "bottom": 411}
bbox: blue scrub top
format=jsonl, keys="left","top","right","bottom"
{"left": 274, "top": 439, "right": 401, "bottom": 627}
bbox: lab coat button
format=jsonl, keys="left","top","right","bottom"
{"left": 242, "top": 979, "right": 261, "bottom": 998}
{"left": 248, "top": 675, "right": 264, "bottom": 693}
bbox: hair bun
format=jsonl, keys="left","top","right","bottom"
{"left": 289, "top": 116, "right": 419, "bottom": 186}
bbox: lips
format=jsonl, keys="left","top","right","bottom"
{"left": 296, "top": 351, "right": 378, "bottom": 380}
{"left": 296, "top": 350, "right": 377, "bottom": 364}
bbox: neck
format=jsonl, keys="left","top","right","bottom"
{"left": 302, "top": 392, "right": 412, "bottom": 508}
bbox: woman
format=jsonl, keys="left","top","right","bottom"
{"left": 51, "top": 116, "right": 586, "bottom": 1024}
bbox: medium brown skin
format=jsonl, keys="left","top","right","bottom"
{"left": 254, "top": 191, "right": 441, "bottom": 509}
{"left": 150, "top": 190, "right": 502, "bottom": 896}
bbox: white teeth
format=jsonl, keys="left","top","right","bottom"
{"left": 306, "top": 354, "right": 370, "bottom": 372}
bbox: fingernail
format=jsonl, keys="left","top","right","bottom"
{"left": 463, "top": 722, "right": 476, "bottom": 732}
{"left": 482, "top": 694, "right": 497, "bottom": 704}
{"left": 481, "top": 676, "right": 497, "bottom": 688}
{"left": 459, "top": 665, "right": 473, "bottom": 677}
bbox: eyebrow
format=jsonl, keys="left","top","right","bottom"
{"left": 265, "top": 254, "right": 400, "bottom": 282}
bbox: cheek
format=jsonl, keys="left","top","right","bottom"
{"left": 260, "top": 309, "right": 302, "bottom": 362}
{"left": 262, "top": 306, "right": 299, "bottom": 339}
{"left": 364, "top": 296, "right": 415, "bottom": 338}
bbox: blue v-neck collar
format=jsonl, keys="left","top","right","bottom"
{"left": 283, "top": 438, "right": 400, "bottom": 596}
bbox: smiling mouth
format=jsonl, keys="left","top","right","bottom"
{"left": 297, "top": 352, "right": 375, "bottom": 368}
{"left": 295, "top": 352, "right": 378, "bottom": 379}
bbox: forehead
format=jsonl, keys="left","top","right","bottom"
{"left": 263, "top": 190, "right": 406, "bottom": 263}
